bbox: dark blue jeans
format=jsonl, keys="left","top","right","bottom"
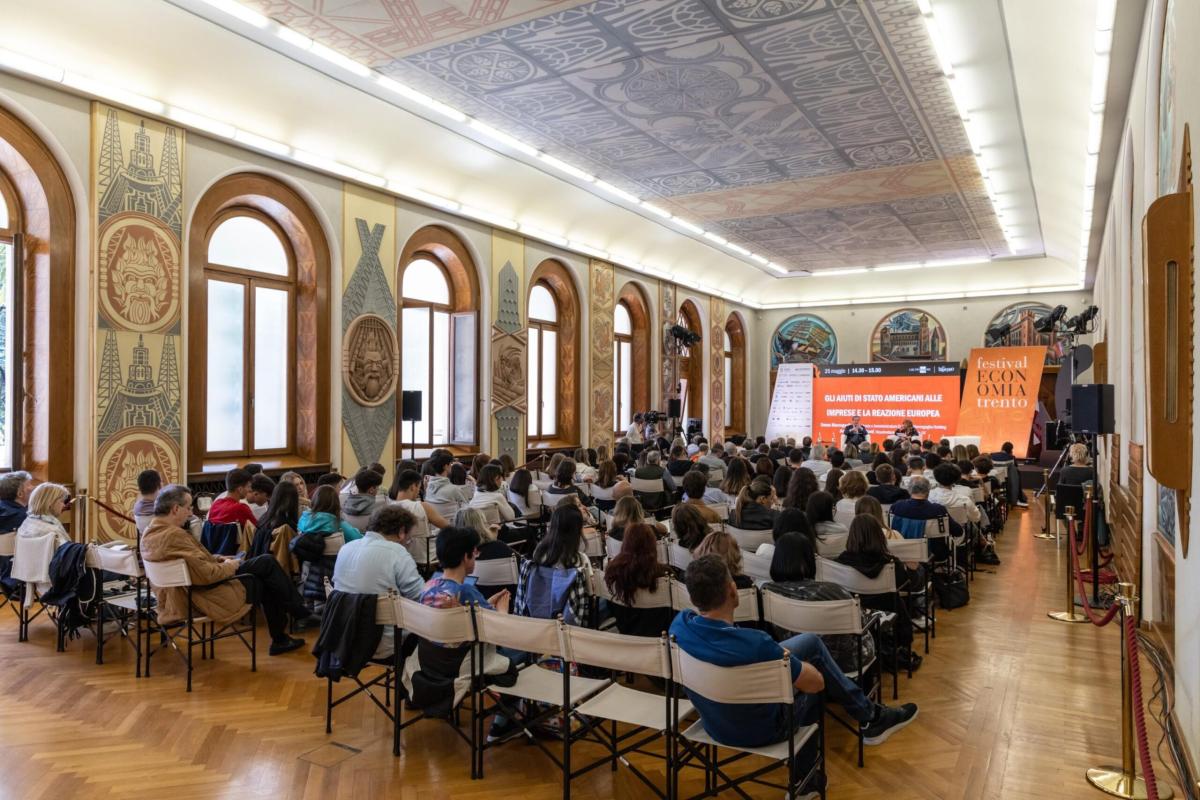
{"left": 776, "top": 632, "right": 876, "bottom": 735}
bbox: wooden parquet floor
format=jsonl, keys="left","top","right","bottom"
{"left": 0, "top": 504, "right": 1181, "bottom": 799}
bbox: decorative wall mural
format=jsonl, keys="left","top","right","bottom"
{"left": 91, "top": 105, "right": 184, "bottom": 542}
{"left": 244, "top": 0, "right": 1018, "bottom": 270}
{"left": 870, "top": 308, "right": 947, "bottom": 362}
{"left": 491, "top": 261, "right": 526, "bottom": 461}
{"left": 709, "top": 296, "right": 726, "bottom": 441}
{"left": 1157, "top": 0, "right": 1177, "bottom": 197}
{"left": 589, "top": 261, "right": 615, "bottom": 451}
{"left": 342, "top": 215, "right": 397, "bottom": 469}
{"left": 659, "top": 282, "right": 676, "bottom": 405}
{"left": 983, "top": 302, "right": 1071, "bottom": 366}
{"left": 343, "top": 313, "right": 398, "bottom": 407}
{"left": 771, "top": 313, "right": 837, "bottom": 369}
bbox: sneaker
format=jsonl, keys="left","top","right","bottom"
{"left": 486, "top": 716, "right": 522, "bottom": 743}
{"left": 269, "top": 636, "right": 305, "bottom": 656}
{"left": 863, "top": 703, "right": 918, "bottom": 745}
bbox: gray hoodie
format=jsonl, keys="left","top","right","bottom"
{"left": 426, "top": 476, "right": 473, "bottom": 504}
{"left": 342, "top": 492, "right": 380, "bottom": 517}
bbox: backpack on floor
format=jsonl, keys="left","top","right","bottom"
{"left": 932, "top": 569, "right": 970, "bottom": 609}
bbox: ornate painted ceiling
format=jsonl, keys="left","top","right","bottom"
{"left": 244, "top": 0, "right": 1021, "bottom": 271}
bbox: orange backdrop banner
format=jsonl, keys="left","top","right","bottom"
{"left": 812, "top": 363, "right": 961, "bottom": 445}
{"left": 956, "top": 346, "right": 1047, "bottom": 458}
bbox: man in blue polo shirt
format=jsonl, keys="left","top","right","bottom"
{"left": 670, "top": 555, "right": 917, "bottom": 793}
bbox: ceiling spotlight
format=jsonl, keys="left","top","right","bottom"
{"left": 1034, "top": 304, "right": 1068, "bottom": 333}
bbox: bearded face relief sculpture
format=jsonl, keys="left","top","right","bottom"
{"left": 114, "top": 235, "right": 169, "bottom": 325}
{"left": 98, "top": 216, "right": 180, "bottom": 332}
{"left": 344, "top": 314, "right": 398, "bottom": 407}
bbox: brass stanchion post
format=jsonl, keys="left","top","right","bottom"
{"left": 1086, "top": 583, "right": 1173, "bottom": 799}
{"left": 78, "top": 488, "right": 89, "bottom": 543}
{"left": 1035, "top": 468, "right": 1056, "bottom": 540}
{"left": 1049, "top": 506, "right": 1087, "bottom": 623}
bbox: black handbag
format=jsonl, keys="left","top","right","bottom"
{"left": 933, "top": 569, "right": 970, "bottom": 609}
{"left": 288, "top": 532, "right": 324, "bottom": 563}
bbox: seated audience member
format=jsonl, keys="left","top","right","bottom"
{"left": 952, "top": 444, "right": 970, "bottom": 464}
{"left": 141, "top": 485, "right": 312, "bottom": 655}
{"left": 889, "top": 477, "right": 962, "bottom": 539}
{"left": 573, "top": 448, "right": 598, "bottom": 483}
{"left": 836, "top": 515, "right": 921, "bottom": 669}
{"left": 868, "top": 464, "right": 910, "bottom": 505}
{"left": 468, "top": 464, "right": 517, "bottom": 525}
{"left": 731, "top": 477, "right": 779, "bottom": 531}
{"left": 604, "top": 522, "right": 672, "bottom": 637}
{"left": 764, "top": 533, "right": 879, "bottom": 674}
{"left": 836, "top": 470, "right": 869, "bottom": 519}
{"left": 593, "top": 460, "right": 631, "bottom": 507}
{"left": 514, "top": 504, "right": 592, "bottom": 626}
{"left": 973, "top": 456, "right": 1000, "bottom": 493}
{"left": 990, "top": 441, "right": 1016, "bottom": 463}
{"left": 712, "top": 457, "right": 751, "bottom": 505}
{"left": 389, "top": 470, "right": 450, "bottom": 563}
{"left": 421, "top": 526, "right": 510, "bottom": 615}
{"left": 923, "top": 453, "right": 942, "bottom": 475}
{"left": 855, "top": 496, "right": 903, "bottom": 540}
{"left": 894, "top": 419, "right": 919, "bottom": 439}
{"left": 823, "top": 468, "right": 844, "bottom": 501}
{"left": 634, "top": 450, "right": 676, "bottom": 508}
{"left": 250, "top": 481, "right": 301, "bottom": 570}
{"left": 666, "top": 445, "right": 693, "bottom": 479}
{"left": 242, "top": 462, "right": 264, "bottom": 477}
{"left": 756, "top": 507, "right": 815, "bottom": 559}
{"left": 426, "top": 454, "right": 473, "bottom": 505}
{"left": 454, "top": 507, "right": 516, "bottom": 598}
{"left": 546, "top": 459, "right": 591, "bottom": 506}
{"left": 505, "top": 468, "right": 542, "bottom": 517}
{"left": 132, "top": 469, "right": 161, "bottom": 528}
{"left": 772, "top": 460, "right": 793, "bottom": 502}
{"left": 698, "top": 443, "right": 725, "bottom": 474}
{"left": 333, "top": 505, "right": 424, "bottom": 657}
{"left": 469, "top": 454, "right": 491, "bottom": 485}
{"left": 279, "top": 471, "right": 311, "bottom": 509}
{"left": 901, "top": 457, "right": 927, "bottom": 489}
{"left": 448, "top": 462, "right": 473, "bottom": 495}
{"left": 671, "top": 555, "right": 917, "bottom": 788}
{"left": 828, "top": 450, "right": 847, "bottom": 472}
{"left": 246, "top": 474, "right": 275, "bottom": 521}
{"left": 843, "top": 444, "right": 864, "bottom": 468}
{"left": 17, "top": 482, "right": 72, "bottom": 551}
{"left": 806, "top": 491, "right": 847, "bottom": 539}
{"left": 671, "top": 503, "right": 711, "bottom": 553}
{"left": 299, "top": 485, "right": 364, "bottom": 542}
{"left": 207, "top": 469, "right": 261, "bottom": 528}
{"left": 608, "top": 495, "right": 666, "bottom": 541}
{"left": 694, "top": 530, "right": 754, "bottom": 589}
{"left": 800, "top": 444, "right": 832, "bottom": 479}
{"left": 1059, "top": 443, "right": 1095, "bottom": 485}
{"left": 929, "top": 463, "right": 981, "bottom": 526}
{"left": 681, "top": 470, "right": 721, "bottom": 524}
{"left": 342, "top": 468, "right": 385, "bottom": 520}
{"left": 316, "top": 472, "right": 345, "bottom": 489}
{"left": 783, "top": 467, "right": 820, "bottom": 512}
{"left": 0, "top": 471, "right": 33, "bottom": 534}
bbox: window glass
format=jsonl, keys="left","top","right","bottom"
{"left": 527, "top": 328, "right": 540, "bottom": 438}
{"left": 401, "top": 306, "right": 430, "bottom": 444}
{"left": 402, "top": 258, "right": 450, "bottom": 304}
{"left": 433, "top": 310, "right": 450, "bottom": 444}
{"left": 528, "top": 284, "right": 557, "bottom": 322}
{"left": 253, "top": 287, "right": 288, "bottom": 450}
{"left": 206, "top": 279, "right": 245, "bottom": 451}
{"left": 724, "top": 355, "right": 732, "bottom": 423}
{"left": 614, "top": 302, "right": 632, "bottom": 335}
{"left": 0, "top": 241, "right": 11, "bottom": 468}
{"left": 619, "top": 341, "right": 632, "bottom": 432}
{"left": 0, "top": 192, "right": 8, "bottom": 229}
{"left": 452, "top": 313, "right": 477, "bottom": 443}
{"left": 541, "top": 329, "right": 557, "bottom": 436}
{"left": 724, "top": 330, "right": 732, "bottom": 352}
{"left": 208, "top": 215, "right": 288, "bottom": 275}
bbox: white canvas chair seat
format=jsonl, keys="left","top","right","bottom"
{"left": 762, "top": 591, "right": 864, "bottom": 636}
{"left": 86, "top": 542, "right": 143, "bottom": 577}
{"left": 630, "top": 477, "right": 665, "bottom": 494}
{"left": 833, "top": 507, "right": 856, "bottom": 528}
{"left": 134, "top": 513, "right": 154, "bottom": 534}
{"left": 0, "top": 531, "right": 16, "bottom": 557}
{"left": 679, "top": 718, "right": 818, "bottom": 760}
{"left": 706, "top": 468, "right": 724, "bottom": 486}
{"left": 591, "top": 573, "right": 671, "bottom": 609}
{"left": 12, "top": 532, "right": 57, "bottom": 585}
{"left": 816, "top": 533, "right": 848, "bottom": 558}
{"left": 504, "top": 661, "right": 610, "bottom": 706}
{"left": 343, "top": 513, "right": 372, "bottom": 533}
{"left": 670, "top": 578, "right": 759, "bottom": 623}
{"left": 668, "top": 542, "right": 693, "bottom": 571}
{"left": 397, "top": 596, "right": 474, "bottom": 645}
{"left": 576, "top": 682, "right": 693, "bottom": 729}
{"left": 604, "top": 535, "right": 622, "bottom": 561}
{"left": 705, "top": 503, "right": 729, "bottom": 521}
{"left": 815, "top": 557, "right": 897, "bottom": 595}
{"left": 541, "top": 491, "right": 574, "bottom": 509}
{"left": 425, "top": 499, "right": 461, "bottom": 523}
{"left": 741, "top": 550, "right": 773, "bottom": 585}
{"left": 588, "top": 483, "right": 616, "bottom": 503}
{"left": 886, "top": 537, "right": 929, "bottom": 562}
{"left": 726, "top": 525, "right": 772, "bottom": 552}
{"left": 580, "top": 529, "right": 604, "bottom": 558}
{"left": 470, "top": 555, "right": 520, "bottom": 586}
{"left": 533, "top": 478, "right": 553, "bottom": 492}
{"left": 321, "top": 532, "right": 346, "bottom": 556}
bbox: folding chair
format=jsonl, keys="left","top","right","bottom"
{"left": 588, "top": 483, "right": 617, "bottom": 513}
{"left": 11, "top": 532, "right": 58, "bottom": 642}
{"left": 670, "top": 578, "right": 760, "bottom": 625}
{"left": 741, "top": 550, "right": 773, "bottom": 586}
{"left": 395, "top": 597, "right": 480, "bottom": 768}
{"left": 815, "top": 533, "right": 848, "bottom": 558}
{"left": 426, "top": 498, "right": 462, "bottom": 525}
{"left": 704, "top": 503, "right": 729, "bottom": 521}
{"left": 815, "top": 558, "right": 902, "bottom": 698}
{"left": 322, "top": 590, "right": 404, "bottom": 756}
{"left": 541, "top": 491, "right": 575, "bottom": 510}
{"left": 762, "top": 590, "right": 881, "bottom": 767}
{"left": 725, "top": 525, "right": 773, "bottom": 553}
{"left": 0, "top": 531, "right": 19, "bottom": 620}
{"left": 944, "top": 504, "right": 976, "bottom": 579}
{"left": 342, "top": 511, "right": 373, "bottom": 533}
{"left": 470, "top": 555, "right": 521, "bottom": 592}
{"left": 563, "top": 628, "right": 691, "bottom": 798}
{"left": 669, "top": 641, "right": 824, "bottom": 800}
{"left": 142, "top": 558, "right": 257, "bottom": 692}
{"left": 200, "top": 520, "right": 243, "bottom": 556}
{"left": 591, "top": 573, "right": 673, "bottom": 635}
{"left": 605, "top": 535, "right": 623, "bottom": 562}
{"left": 632, "top": 477, "right": 670, "bottom": 513}
{"left": 470, "top": 609, "right": 610, "bottom": 796}
{"left": 833, "top": 506, "right": 856, "bottom": 529}
{"left": 88, "top": 542, "right": 145, "bottom": 672}
{"left": 668, "top": 542, "right": 693, "bottom": 572}
{"left": 887, "top": 537, "right": 933, "bottom": 653}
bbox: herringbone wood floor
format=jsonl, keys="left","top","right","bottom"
{"left": 0, "top": 504, "right": 1180, "bottom": 799}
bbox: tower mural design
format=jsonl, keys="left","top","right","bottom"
{"left": 709, "top": 296, "right": 726, "bottom": 442}
{"left": 589, "top": 261, "right": 615, "bottom": 452}
{"left": 91, "top": 104, "right": 184, "bottom": 542}
{"left": 491, "top": 261, "right": 526, "bottom": 461}
{"left": 870, "top": 308, "right": 947, "bottom": 362}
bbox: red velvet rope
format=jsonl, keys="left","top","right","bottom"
{"left": 1067, "top": 516, "right": 1120, "bottom": 626}
{"left": 87, "top": 495, "right": 137, "bottom": 525}
{"left": 1125, "top": 614, "right": 1160, "bottom": 800}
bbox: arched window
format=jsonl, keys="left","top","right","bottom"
{"left": 725, "top": 312, "right": 747, "bottom": 434}
{"left": 615, "top": 282, "right": 651, "bottom": 437}
{"left": 189, "top": 173, "right": 331, "bottom": 471}
{"left": 677, "top": 300, "right": 703, "bottom": 423}
{"left": 202, "top": 212, "right": 294, "bottom": 456}
{"left": 0, "top": 107, "right": 77, "bottom": 482}
{"left": 398, "top": 226, "right": 479, "bottom": 450}
{"left": 0, "top": 171, "right": 21, "bottom": 470}
{"left": 613, "top": 301, "right": 633, "bottom": 434}
{"left": 528, "top": 282, "right": 559, "bottom": 441}
{"left": 527, "top": 259, "right": 580, "bottom": 445}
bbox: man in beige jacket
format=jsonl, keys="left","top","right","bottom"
{"left": 141, "top": 485, "right": 313, "bottom": 655}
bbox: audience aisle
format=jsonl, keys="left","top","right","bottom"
{"left": 0, "top": 505, "right": 1180, "bottom": 799}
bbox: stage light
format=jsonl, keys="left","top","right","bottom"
{"left": 1034, "top": 305, "right": 1068, "bottom": 333}
{"left": 985, "top": 322, "right": 1012, "bottom": 344}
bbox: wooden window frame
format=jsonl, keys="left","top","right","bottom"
{"left": 615, "top": 282, "right": 650, "bottom": 438}
{"left": 724, "top": 312, "right": 747, "bottom": 435}
{"left": 0, "top": 169, "right": 23, "bottom": 471}
{"left": 202, "top": 209, "right": 297, "bottom": 460}
{"left": 187, "top": 172, "right": 331, "bottom": 474}
{"left": 677, "top": 300, "right": 703, "bottom": 422}
{"left": 528, "top": 280, "right": 559, "bottom": 443}
{"left": 613, "top": 299, "right": 633, "bottom": 437}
